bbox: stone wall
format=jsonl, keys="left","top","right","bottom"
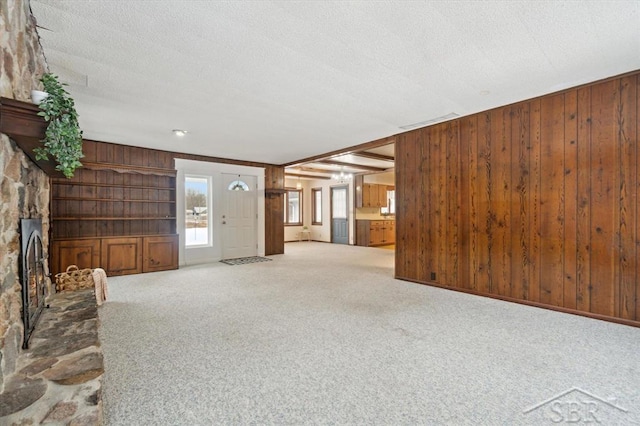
{"left": 0, "top": 0, "right": 49, "bottom": 393}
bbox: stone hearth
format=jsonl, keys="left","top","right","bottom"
{"left": 0, "top": 289, "right": 103, "bottom": 425}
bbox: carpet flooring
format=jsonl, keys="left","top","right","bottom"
{"left": 99, "top": 242, "right": 640, "bottom": 425}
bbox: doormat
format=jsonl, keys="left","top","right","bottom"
{"left": 220, "top": 256, "right": 273, "bottom": 266}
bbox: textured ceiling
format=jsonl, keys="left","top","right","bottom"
{"left": 31, "top": 1, "right": 640, "bottom": 165}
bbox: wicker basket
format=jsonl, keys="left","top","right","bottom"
{"left": 55, "top": 265, "right": 94, "bottom": 292}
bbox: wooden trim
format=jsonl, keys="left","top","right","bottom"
{"left": 52, "top": 197, "right": 175, "bottom": 203}
{"left": 81, "top": 161, "right": 176, "bottom": 176}
{"left": 55, "top": 217, "right": 176, "bottom": 221}
{"left": 285, "top": 173, "right": 331, "bottom": 180}
{"left": 397, "top": 275, "right": 640, "bottom": 328}
{"left": 352, "top": 151, "right": 394, "bottom": 162}
{"left": 51, "top": 180, "right": 175, "bottom": 190}
{"left": 318, "top": 159, "right": 389, "bottom": 172}
{"left": 53, "top": 233, "right": 177, "bottom": 241}
{"left": 0, "top": 97, "right": 45, "bottom": 138}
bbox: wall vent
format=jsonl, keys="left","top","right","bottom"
{"left": 399, "top": 113, "right": 459, "bottom": 130}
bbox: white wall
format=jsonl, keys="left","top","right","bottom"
{"left": 284, "top": 177, "right": 355, "bottom": 244}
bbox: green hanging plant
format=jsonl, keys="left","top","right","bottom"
{"left": 33, "top": 73, "right": 84, "bottom": 178}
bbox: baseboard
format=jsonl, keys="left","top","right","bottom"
{"left": 395, "top": 275, "right": 640, "bottom": 329}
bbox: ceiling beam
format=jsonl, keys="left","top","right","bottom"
{"left": 318, "top": 159, "right": 388, "bottom": 172}
{"left": 283, "top": 135, "right": 396, "bottom": 167}
{"left": 287, "top": 165, "right": 334, "bottom": 174}
{"left": 285, "top": 173, "right": 331, "bottom": 180}
{"left": 351, "top": 151, "right": 394, "bottom": 162}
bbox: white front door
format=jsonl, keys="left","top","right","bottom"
{"left": 222, "top": 174, "right": 257, "bottom": 259}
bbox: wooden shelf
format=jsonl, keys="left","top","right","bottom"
{"left": 55, "top": 217, "right": 176, "bottom": 221}
{"left": 52, "top": 197, "right": 175, "bottom": 203}
{"left": 82, "top": 161, "right": 177, "bottom": 176}
{"left": 53, "top": 233, "right": 177, "bottom": 241}
{"left": 51, "top": 181, "right": 175, "bottom": 190}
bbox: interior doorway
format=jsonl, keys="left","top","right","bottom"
{"left": 331, "top": 185, "right": 348, "bottom": 244}
{"left": 222, "top": 174, "right": 257, "bottom": 259}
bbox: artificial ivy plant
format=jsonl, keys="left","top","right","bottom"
{"left": 34, "top": 73, "right": 84, "bottom": 178}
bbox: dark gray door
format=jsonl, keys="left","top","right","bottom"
{"left": 331, "top": 186, "right": 348, "bottom": 244}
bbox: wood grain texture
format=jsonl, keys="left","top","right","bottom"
{"left": 395, "top": 71, "right": 640, "bottom": 325}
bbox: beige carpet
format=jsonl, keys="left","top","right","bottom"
{"left": 99, "top": 242, "right": 640, "bottom": 425}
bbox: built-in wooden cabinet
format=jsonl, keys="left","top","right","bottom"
{"left": 356, "top": 220, "right": 395, "bottom": 246}
{"left": 143, "top": 235, "right": 179, "bottom": 273}
{"left": 52, "top": 235, "right": 178, "bottom": 276}
{"left": 100, "top": 237, "right": 143, "bottom": 276}
{"left": 50, "top": 140, "right": 179, "bottom": 277}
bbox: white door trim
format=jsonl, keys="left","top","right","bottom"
{"left": 175, "top": 159, "right": 265, "bottom": 266}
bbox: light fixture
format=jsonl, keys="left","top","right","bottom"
{"left": 296, "top": 177, "right": 302, "bottom": 190}
{"left": 332, "top": 169, "right": 353, "bottom": 183}
{"left": 172, "top": 129, "right": 188, "bottom": 137}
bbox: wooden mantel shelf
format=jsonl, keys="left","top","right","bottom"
{"left": 0, "top": 97, "right": 176, "bottom": 177}
{"left": 0, "top": 97, "right": 63, "bottom": 177}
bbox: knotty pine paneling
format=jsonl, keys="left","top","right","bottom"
{"left": 53, "top": 140, "right": 285, "bottom": 255}
{"left": 395, "top": 71, "right": 640, "bottom": 325}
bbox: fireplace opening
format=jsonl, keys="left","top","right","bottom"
{"left": 20, "top": 218, "right": 49, "bottom": 349}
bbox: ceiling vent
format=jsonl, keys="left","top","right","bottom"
{"left": 399, "top": 113, "right": 459, "bottom": 130}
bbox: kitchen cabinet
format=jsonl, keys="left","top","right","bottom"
{"left": 356, "top": 220, "right": 395, "bottom": 246}
{"left": 359, "top": 183, "right": 390, "bottom": 208}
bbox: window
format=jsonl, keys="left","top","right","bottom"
{"left": 185, "top": 176, "right": 210, "bottom": 246}
{"left": 380, "top": 189, "right": 395, "bottom": 215}
{"left": 227, "top": 180, "right": 250, "bottom": 191}
{"left": 284, "top": 188, "right": 302, "bottom": 225}
{"left": 312, "top": 188, "right": 322, "bottom": 225}
{"left": 332, "top": 187, "right": 347, "bottom": 219}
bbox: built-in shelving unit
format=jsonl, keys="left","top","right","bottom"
{"left": 51, "top": 150, "right": 179, "bottom": 276}
{"left": 0, "top": 97, "right": 180, "bottom": 277}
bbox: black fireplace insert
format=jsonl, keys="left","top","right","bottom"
{"left": 20, "top": 218, "right": 48, "bottom": 349}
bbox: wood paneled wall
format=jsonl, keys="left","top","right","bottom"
{"left": 56, "top": 140, "right": 285, "bottom": 255}
{"left": 395, "top": 72, "right": 639, "bottom": 325}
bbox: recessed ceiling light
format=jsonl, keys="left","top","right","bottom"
{"left": 172, "top": 129, "right": 187, "bottom": 137}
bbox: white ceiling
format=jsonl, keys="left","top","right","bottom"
{"left": 31, "top": 1, "right": 640, "bottom": 166}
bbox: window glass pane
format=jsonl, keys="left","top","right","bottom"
{"left": 381, "top": 189, "right": 395, "bottom": 215}
{"left": 185, "top": 176, "right": 209, "bottom": 246}
{"left": 288, "top": 191, "right": 300, "bottom": 223}
{"left": 227, "top": 180, "right": 249, "bottom": 191}
{"left": 332, "top": 187, "right": 347, "bottom": 219}
{"left": 312, "top": 188, "right": 322, "bottom": 224}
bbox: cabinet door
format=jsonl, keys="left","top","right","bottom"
{"left": 384, "top": 221, "right": 395, "bottom": 244}
{"left": 101, "top": 237, "right": 143, "bottom": 276}
{"left": 377, "top": 185, "right": 388, "bottom": 207}
{"left": 369, "top": 221, "right": 384, "bottom": 245}
{"left": 362, "top": 184, "right": 373, "bottom": 207}
{"left": 143, "top": 235, "right": 178, "bottom": 272}
{"left": 51, "top": 239, "right": 101, "bottom": 276}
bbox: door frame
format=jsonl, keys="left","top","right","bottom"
{"left": 175, "top": 159, "right": 265, "bottom": 266}
{"left": 330, "top": 184, "right": 349, "bottom": 244}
